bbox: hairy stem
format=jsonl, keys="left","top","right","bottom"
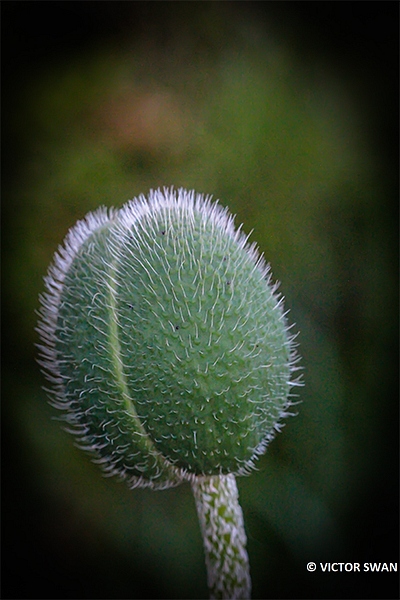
{"left": 191, "top": 474, "right": 251, "bottom": 599}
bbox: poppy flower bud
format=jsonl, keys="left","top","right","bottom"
{"left": 37, "top": 188, "right": 301, "bottom": 599}
{"left": 38, "top": 188, "right": 298, "bottom": 488}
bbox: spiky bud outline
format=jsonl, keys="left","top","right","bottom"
{"left": 37, "top": 188, "right": 299, "bottom": 488}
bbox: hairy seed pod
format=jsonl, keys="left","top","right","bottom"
{"left": 37, "top": 188, "right": 298, "bottom": 490}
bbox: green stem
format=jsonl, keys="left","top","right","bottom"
{"left": 191, "top": 474, "right": 251, "bottom": 599}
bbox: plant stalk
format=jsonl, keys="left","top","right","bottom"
{"left": 191, "top": 474, "right": 251, "bottom": 599}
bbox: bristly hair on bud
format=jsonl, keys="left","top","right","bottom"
{"left": 37, "top": 187, "right": 302, "bottom": 490}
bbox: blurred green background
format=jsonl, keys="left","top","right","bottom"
{"left": 3, "top": 2, "right": 398, "bottom": 599}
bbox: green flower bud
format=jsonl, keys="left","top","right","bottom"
{"left": 38, "top": 188, "right": 299, "bottom": 490}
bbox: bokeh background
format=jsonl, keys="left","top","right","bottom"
{"left": 3, "top": 2, "right": 398, "bottom": 599}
